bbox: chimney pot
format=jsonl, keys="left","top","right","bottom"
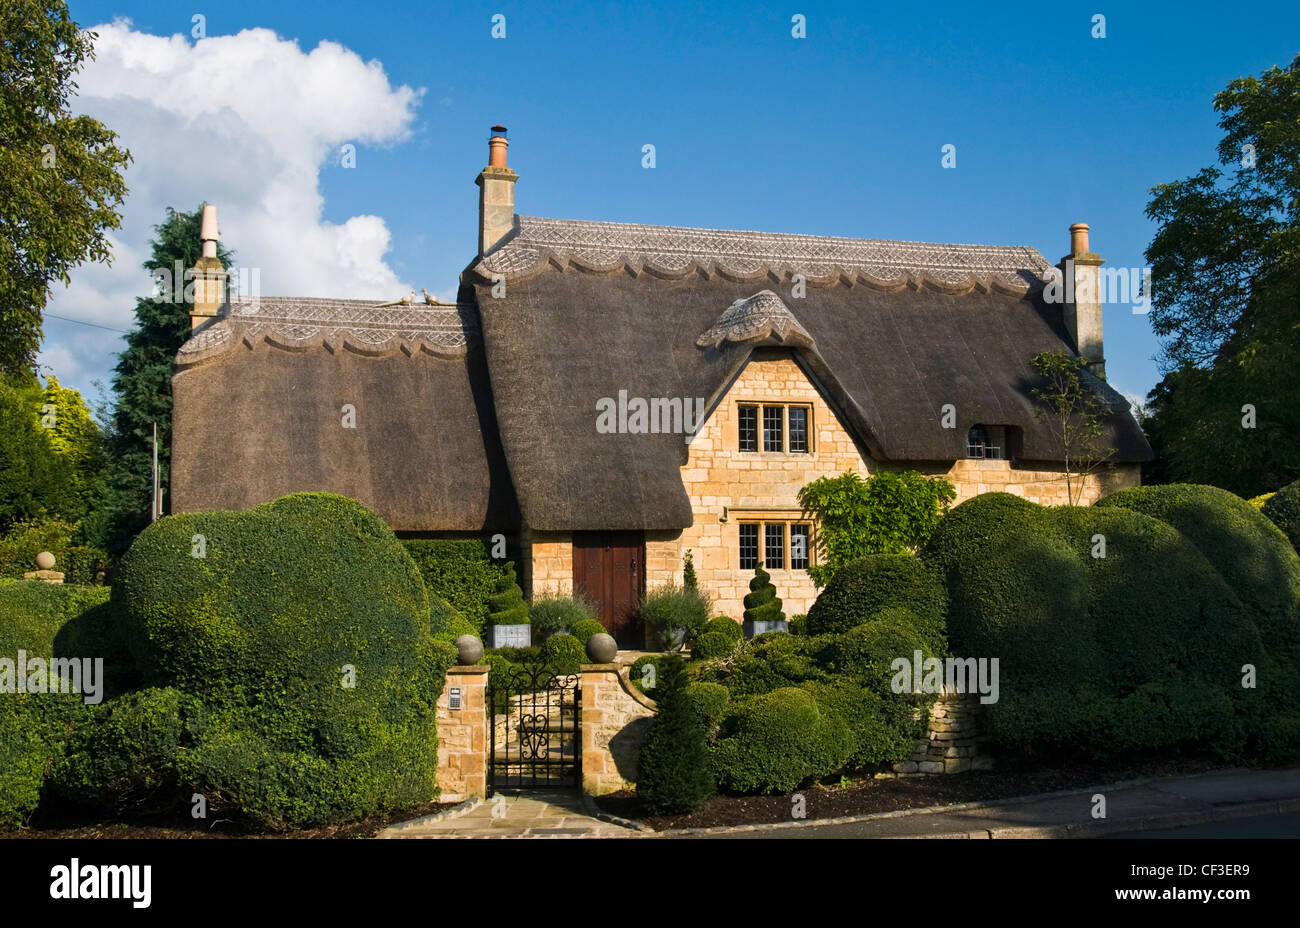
{"left": 488, "top": 126, "right": 509, "bottom": 169}
{"left": 1069, "top": 222, "right": 1090, "bottom": 257}
{"left": 200, "top": 204, "right": 219, "bottom": 259}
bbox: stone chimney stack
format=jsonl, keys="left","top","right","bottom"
{"left": 1059, "top": 221, "right": 1105, "bottom": 379}
{"left": 476, "top": 125, "right": 518, "bottom": 256}
{"left": 190, "top": 204, "right": 226, "bottom": 329}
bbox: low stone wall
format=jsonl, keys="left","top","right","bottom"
{"left": 579, "top": 664, "right": 657, "bottom": 796}
{"left": 436, "top": 665, "right": 489, "bottom": 802}
{"left": 891, "top": 692, "right": 992, "bottom": 776}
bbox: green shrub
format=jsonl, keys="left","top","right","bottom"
{"left": 637, "top": 656, "right": 715, "bottom": 813}
{"left": 711, "top": 687, "right": 851, "bottom": 793}
{"left": 1262, "top": 480, "right": 1300, "bottom": 555}
{"left": 922, "top": 491, "right": 1274, "bottom": 761}
{"left": 529, "top": 594, "right": 596, "bottom": 635}
{"left": 692, "top": 630, "right": 737, "bottom": 661}
{"left": 486, "top": 561, "right": 528, "bottom": 626}
{"left": 54, "top": 687, "right": 194, "bottom": 811}
{"left": 805, "top": 554, "right": 946, "bottom": 648}
{"left": 683, "top": 682, "right": 730, "bottom": 736}
{"left": 640, "top": 583, "right": 710, "bottom": 648}
{"left": 629, "top": 655, "right": 665, "bottom": 695}
{"left": 742, "top": 566, "right": 785, "bottom": 626}
{"left": 570, "top": 619, "right": 607, "bottom": 646}
{"left": 0, "top": 580, "right": 124, "bottom": 826}
{"left": 799, "top": 679, "right": 923, "bottom": 770}
{"left": 430, "top": 593, "right": 477, "bottom": 642}
{"left": 401, "top": 538, "right": 511, "bottom": 634}
{"left": 0, "top": 517, "right": 107, "bottom": 584}
{"left": 788, "top": 614, "right": 808, "bottom": 635}
{"left": 725, "top": 632, "right": 828, "bottom": 698}
{"left": 826, "top": 608, "right": 939, "bottom": 696}
{"left": 114, "top": 493, "right": 457, "bottom": 828}
{"left": 540, "top": 633, "right": 585, "bottom": 675}
{"left": 683, "top": 549, "right": 699, "bottom": 593}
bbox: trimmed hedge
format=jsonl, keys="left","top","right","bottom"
{"left": 724, "top": 632, "right": 830, "bottom": 698}
{"left": 0, "top": 518, "right": 108, "bottom": 585}
{"left": 629, "top": 655, "right": 666, "bottom": 695}
{"left": 401, "top": 539, "right": 510, "bottom": 635}
{"left": 114, "top": 493, "right": 457, "bottom": 828}
{"left": 692, "top": 618, "right": 743, "bottom": 661}
{"left": 922, "top": 491, "right": 1275, "bottom": 760}
{"left": 805, "top": 554, "right": 946, "bottom": 650}
{"left": 637, "top": 656, "right": 715, "bottom": 813}
{"left": 826, "top": 607, "right": 939, "bottom": 697}
{"left": 0, "top": 580, "right": 123, "bottom": 827}
{"left": 1262, "top": 480, "right": 1300, "bottom": 555}
{"left": 711, "top": 687, "right": 851, "bottom": 793}
{"left": 683, "top": 682, "right": 730, "bottom": 736}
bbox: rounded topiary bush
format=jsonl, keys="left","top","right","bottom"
{"left": 430, "top": 593, "right": 477, "bottom": 642}
{"left": 570, "top": 618, "right": 607, "bottom": 646}
{"left": 629, "top": 654, "right": 665, "bottom": 694}
{"left": 799, "top": 680, "right": 921, "bottom": 770}
{"left": 1262, "top": 480, "right": 1300, "bottom": 555}
{"left": 114, "top": 493, "right": 457, "bottom": 828}
{"left": 540, "top": 633, "right": 585, "bottom": 674}
{"left": 683, "top": 682, "right": 730, "bottom": 736}
{"left": 1098, "top": 484, "right": 1300, "bottom": 650}
{"left": 637, "top": 656, "right": 716, "bottom": 813}
{"left": 827, "top": 607, "right": 939, "bottom": 697}
{"left": 805, "top": 554, "right": 945, "bottom": 648}
{"left": 692, "top": 618, "right": 743, "bottom": 661}
{"left": 711, "top": 686, "right": 851, "bottom": 793}
{"left": 724, "top": 632, "right": 829, "bottom": 698}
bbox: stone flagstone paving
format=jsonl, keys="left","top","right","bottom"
{"left": 378, "top": 791, "right": 642, "bottom": 839}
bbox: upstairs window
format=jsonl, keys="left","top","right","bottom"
{"left": 967, "top": 425, "right": 1017, "bottom": 460}
{"left": 738, "top": 405, "right": 758, "bottom": 452}
{"left": 738, "top": 403, "right": 813, "bottom": 454}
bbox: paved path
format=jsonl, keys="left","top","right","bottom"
{"left": 378, "top": 791, "right": 640, "bottom": 838}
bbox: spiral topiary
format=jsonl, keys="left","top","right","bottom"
{"left": 487, "top": 561, "right": 528, "bottom": 625}
{"left": 742, "top": 566, "right": 784, "bottom": 625}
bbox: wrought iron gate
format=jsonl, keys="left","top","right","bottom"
{"left": 489, "top": 663, "right": 581, "bottom": 791}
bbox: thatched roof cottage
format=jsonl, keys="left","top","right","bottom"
{"left": 172, "top": 127, "right": 1150, "bottom": 645}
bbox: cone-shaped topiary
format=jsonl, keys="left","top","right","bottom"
{"left": 487, "top": 561, "right": 528, "bottom": 625}
{"left": 637, "top": 655, "right": 716, "bottom": 814}
{"left": 683, "top": 549, "right": 699, "bottom": 593}
{"left": 742, "top": 565, "right": 784, "bottom": 624}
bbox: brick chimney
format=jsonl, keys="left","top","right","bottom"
{"left": 1058, "top": 222, "right": 1105, "bottom": 379}
{"left": 475, "top": 125, "right": 518, "bottom": 256}
{"left": 190, "top": 204, "right": 226, "bottom": 329}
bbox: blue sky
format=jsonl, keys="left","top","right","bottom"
{"left": 47, "top": 0, "right": 1300, "bottom": 411}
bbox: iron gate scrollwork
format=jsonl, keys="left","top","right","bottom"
{"left": 489, "top": 662, "right": 581, "bottom": 791}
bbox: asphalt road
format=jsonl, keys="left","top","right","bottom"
{"left": 1106, "top": 812, "right": 1300, "bottom": 838}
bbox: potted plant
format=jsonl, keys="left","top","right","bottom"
{"left": 640, "top": 582, "right": 710, "bottom": 651}
{"left": 528, "top": 593, "right": 596, "bottom": 641}
{"left": 742, "top": 565, "right": 788, "bottom": 637}
{"left": 485, "top": 561, "right": 531, "bottom": 648}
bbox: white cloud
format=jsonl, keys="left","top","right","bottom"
{"left": 37, "top": 20, "right": 422, "bottom": 392}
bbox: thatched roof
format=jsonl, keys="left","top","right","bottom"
{"left": 171, "top": 297, "right": 516, "bottom": 532}
{"left": 468, "top": 217, "right": 1151, "bottom": 533}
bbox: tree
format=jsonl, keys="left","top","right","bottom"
{"left": 636, "top": 655, "right": 715, "bottom": 814}
{"left": 797, "top": 471, "right": 956, "bottom": 587}
{"left": 99, "top": 205, "right": 230, "bottom": 555}
{"left": 38, "top": 375, "right": 106, "bottom": 518}
{"left": 1030, "top": 352, "right": 1116, "bottom": 506}
{"left": 1141, "top": 54, "right": 1300, "bottom": 495}
{"left": 0, "top": 376, "right": 74, "bottom": 530}
{"left": 0, "top": 1, "right": 131, "bottom": 376}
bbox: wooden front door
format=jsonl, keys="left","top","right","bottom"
{"left": 573, "top": 532, "right": 644, "bottom": 648}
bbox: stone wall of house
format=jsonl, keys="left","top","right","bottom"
{"left": 436, "top": 665, "right": 489, "bottom": 802}
{"left": 579, "top": 664, "right": 657, "bottom": 796}
{"left": 519, "top": 525, "right": 574, "bottom": 600}
{"left": 645, "top": 351, "right": 1142, "bottom": 619}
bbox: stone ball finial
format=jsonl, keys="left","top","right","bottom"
{"left": 455, "top": 634, "right": 484, "bottom": 665}
{"left": 585, "top": 633, "right": 618, "bottom": 664}
{"left": 36, "top": 551, "right": 56, "bottom": 570}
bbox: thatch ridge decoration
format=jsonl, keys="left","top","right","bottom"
{"left": 475, "top": 215, "right": 1056, "bottom": 292}
{"left": 175, "top": 296, "right": 479, "bottom": 369}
